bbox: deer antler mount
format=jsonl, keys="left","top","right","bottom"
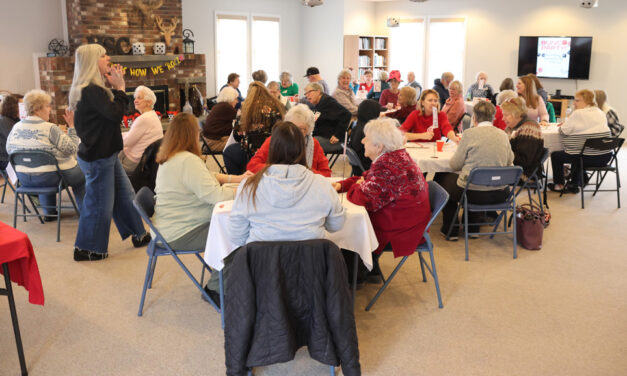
{"left": 155, "top": 16, "right": 179, "bottom": 48}
{"left": 134, "top": 0, "right": 164, "bottom": 29}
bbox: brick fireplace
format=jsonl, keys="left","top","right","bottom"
{"left": 38, "top": 0, "right": 206, "bottom": 124}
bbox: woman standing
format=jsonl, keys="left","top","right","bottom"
{"left": 68, "top": 44, "right": 149, "bottom": 261}
{"left": 401, "top": 89, "right": 459, "bottom": 143}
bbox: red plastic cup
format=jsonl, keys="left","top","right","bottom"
{"left": 436, "top": 140, "right": 444, "bottom": 152}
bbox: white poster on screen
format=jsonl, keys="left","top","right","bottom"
{"left": 536, "top": 37, "right": 571, "bottom": 79}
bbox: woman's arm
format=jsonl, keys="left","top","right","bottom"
{"left": 48, "top": 124, "right": 79, "bottom": 157}
{"left": 228, "top": 188, "right": 251, "bottom": 247}
{"left": 537, "top": 97, "right": 549, "bottom": 123}
{"left": 183, "top": 157, "right": 235, "bottom": 204}
{"left": 311, "top": 139, "right": 332, "bottom": 177}
{"left": 245, "top": 138, "right": 270, "bottom": 173}
{"left": 324, "top": 183, "right": 346, "bottom": 233}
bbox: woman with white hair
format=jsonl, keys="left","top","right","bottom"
{"left": 202, "top": 86, "right": 238, "bottom": 152}
{"left": 466, "top": 71, "right": 494, "bottom": 100}
{"left": 119, "top": 85, "right": 163, "bottom": 174}
{"left": 246, "top": 104, "right": 331, "bottom": 176}
{"left": 442, "top": 80, "right": 465, "bottom": 131}
{"left": 335, "top": 117, "right": 431, "bottom": 280}
{"left": 279, "top": 71, "right": 299, "bottom": 98}
{"left": 68, "top": 43, "right": 149, "bottom": 261}
{"left": 332, "top": 69, "right": 358, "bottom": 115}
{"left": 492, "top": 89, "right": 519, "bottom": 130}
{"left": 6, "top": 89, "right": 85, "bottom": 218}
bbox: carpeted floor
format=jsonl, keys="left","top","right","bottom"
{"left": 1, "top": 154, "right": 626, "bottom": 376}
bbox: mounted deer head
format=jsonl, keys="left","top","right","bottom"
{"left": 134, "top": 0, "right": 164, "bottom": 28}
{"left": 155, "top": 16, "right": 179, "bottom": 48}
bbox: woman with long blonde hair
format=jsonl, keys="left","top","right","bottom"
{"left": 69, "top": 44, "right": 149, "bottom": 261}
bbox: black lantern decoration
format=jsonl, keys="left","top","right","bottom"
{"left": 182, "top": 29, "right": 195, "bottom": 54}
{"left": 47, "top": 39, "right": 68, "bottom": 57}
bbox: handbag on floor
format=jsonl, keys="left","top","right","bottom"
{"left": 515, "top": 204, "right": 546, "bottom": 250}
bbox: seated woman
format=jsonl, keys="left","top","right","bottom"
{"left": 221, "top": 121, "right": 346, "bottom": 299}
{"left": 202, "top": 87, "right": 238, "bottom": 152}
{"left": 439, "top": 101, "right": 514, "bottom": 240}
{"left": 334, "top": 117, "right": 431, "bottom": 279}
{"left": 384, "top": 86, "right": 416, "bottom": 124}
{"left": 279, "top": 71, "right": 299, "bottom": 98}
{"left": 493, "top": 90, "right": 518, "bottom": 130}
{"left": 305, "top": 82, "right": 352, "bottom": 153}
{"left": 367, "top": 71, "right": 389, "bottom": 102}
{"left": 401, "top": 89, "right": 459, "bottom": 143}
{"left": 6, "top": 89, "right": 85, "bottom": 216}
{"left": 548, "top": 89, "right": 612, "bottom": 193}
{"left": 358, "top": 70, "right": 374, "bottom": 93}
{"left": 465, "top": 71, "right": 494, "bottom": 100}
{"left": 119, "top": 85, "right": 164, "bottom": 174}
{"left": 267, "top": 81, "right": 291, "bottom": 111}
{"left": 516, "top": 76, "right": 549, "bottom": 125}
{"left": 351, "top": 99, "right": 383, "bottom": 175}
{"left": 246, "top": 104, "right": 331, "bottom": 176}
{"left": 526, "top": 73, "right": 548, "bottom": 104}
{"left": 332, "top": 69, "right": 359, "bottom": 115}
{"left": 152, "top": 113, "right": 250, "bottom": 303}
{"left": 0, "top": 94, "right": 20, "bottom": 170}
{"left": 379, "top": 70, "right": 402, "bottom": 108}
{"left": 223, "top": 81, "right": 285, "bottom": 174}
{"left": 501, "top": 97, "right": 544, "bottom": 180}
{"left": 442, "top": 80, "right": 465, "bottom": 132}
{"left": 594, "top": 89, "right": 624, "bottom": 137}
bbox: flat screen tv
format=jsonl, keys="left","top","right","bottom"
{"left": 517, "top": 36, "right": 592, "bottom": 79}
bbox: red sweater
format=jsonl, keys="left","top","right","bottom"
{"left": 400, "top": 110, "right": 453, "bottom": 142}
{"left": 359, "top": 82, "right": 373, "bottom": 92}
{"left": 493, "top": 106, "right": 507, "bottom": 130}
{"left": 338, "top": 149, "right": 431, "bottom": 257}
{"left": 385, "top": 105, "right": 415, "bottom": 124}
{"left": 379, "top": 89, "right": 399, "bottom": 106}
{"left": 246, "top": 137, "right": 332, "bottom": 177}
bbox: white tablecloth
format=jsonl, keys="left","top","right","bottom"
{"left": 542, "top": 124, "right": 564, "bottom": 153}
{"left": 405, "top": 142, "right": 457, "bottom": 173}
{"left": 203, "top": 194, "right": 378, "bottom": 271}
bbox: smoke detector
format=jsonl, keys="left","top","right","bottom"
{"left": 387, "top": 18, "right": 400, "bottom": 27}
{"left": 302, "top": 0, "right": 324, "bottom": 7}
{"left": 579, "top": 0, "right": 598, "bottom": 8}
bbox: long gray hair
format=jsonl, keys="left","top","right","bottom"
{"left": 68, "top": 44, "right": 113, "bottom": 110}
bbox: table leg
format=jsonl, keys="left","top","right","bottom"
{"left": 352, "top": 252, "right": 358, "bottom": 307}
{"left": 2, "top": 263, "right": 28, "bottom": 376}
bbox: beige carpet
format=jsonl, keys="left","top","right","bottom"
{"left": 1, "top": 154, "right": 626, "bottom": 376}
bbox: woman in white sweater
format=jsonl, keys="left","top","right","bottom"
{"left": 548, "top": 89, "right": 612, "bottom": 193}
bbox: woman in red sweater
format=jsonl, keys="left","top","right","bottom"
{"left": 334, "top": 117, "right": 431, "bottom": 280}
{"left": 384, "top": 86, "right": 417, "bottom": 124}
{"left": 246, "top": 104, "right": 331, "bottom": 177}
{"left": 401, "top": 89, "right": 460, "bottom": 143}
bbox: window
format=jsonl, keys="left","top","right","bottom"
{"left": 389, "top": 19, "right": 425, "bottom": 87}
{"left": 215, "top": 13, "right": 280, "bottom": 95}
{"left": 389, "top": 17, "right": 466, "bottom": 90}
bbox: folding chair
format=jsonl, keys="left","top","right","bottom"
{"left": 514, "top": 148, "right": 549, "bottom": 217}
{"left": 461, "top": 113, "right": 472, "bottom": 132}
{"left": 446, "top": 166, "right": 523, "bottom": 261}
{"left": 365, "top": 181, "right": 448, "bottom": 311}
{"left": 345, "top": 146, "right": 366, "bottom": 176}
{"left": 563, "top": 137, "right": 623, "bottom": 209}
{"left": 9, "top": 151, "right": 80, "bottom": 242}
{"left": 1, "top": 167, "right": 16, "bottom": 204}
{"left": 132, "top": 187, "right": 223, "bottom": 322}
{"left": 199, "top": 135, "right": 226, "bottom": 173}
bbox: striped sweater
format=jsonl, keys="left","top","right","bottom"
{"left": 559, "top": 106, "right": 611, "bottom": 155}
{"left": 6, "top": 116, "right": 80, "bottom": 173}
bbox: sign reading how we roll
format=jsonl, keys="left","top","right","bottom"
{"left": 123, "top": 55, "right": 185, "bottom": 78}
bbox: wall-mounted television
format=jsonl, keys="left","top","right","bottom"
{"left": 517, "top": 36, "right": 593, "bottom": 80}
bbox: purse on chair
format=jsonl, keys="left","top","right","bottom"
{"left": 515, "top": 204, "right": 546, "bottom": 250}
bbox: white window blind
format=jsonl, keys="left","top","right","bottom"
{"left": 252, "top": 17, "right": 280, "bottom": 85}
{"left": 215, "top": 15, "right": 248, "bottom": 94}
{"left": 389, "top": 19, "right": 425, "bottom": 88}
{"left": 426, "top": 18, "right": 466, "bottom": 88}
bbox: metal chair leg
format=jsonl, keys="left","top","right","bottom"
{"left": 418, "top": 253, "right": 427, "bottom": 282}
{"left": 427, "top": 250, "right": 444, "bottom": 308}
{"left": 365, "top": 256, "right": 408, "bottom": 311}
{"left": 2, "top": 263, "right": 28, "bottom": 376}
{"left": 138, "top": 253, "right": 155, "bottom": 316}
{"left": 219, "top": 270, "right": 225, "bottom": 330}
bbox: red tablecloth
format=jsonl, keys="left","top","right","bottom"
{"left": 0, "top": 221, "right": 44, "bottom": 305}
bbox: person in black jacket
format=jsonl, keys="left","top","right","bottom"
{"left": 349, "top": 99, "right": 382, "bottom": 175}
{"left": 68, "top": 44, "right": 150, "bottom": 261}
{"left": 433, "top": 72, "right": 454, "bottom": 108}
{"left": 304, "top": 82, "right": 351, "bottom": 153}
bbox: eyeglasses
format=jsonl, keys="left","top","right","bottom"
{"left": 304, "top": 90, "right": 317, "bottom": 96}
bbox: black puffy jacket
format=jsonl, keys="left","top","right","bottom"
{"left": 224, "top": 240, "right": 361, "bottom": 376}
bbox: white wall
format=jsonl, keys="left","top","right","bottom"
{"left": 371, "top": 0, "right": 627, "bottom": 118}
{"left": 0, "top": 0, "right": 65, "bottom": 94}
{"left": 182, "top": 0, "right": 305, "bottom": 97}
{"left": 344, "top": 0, "right": 375, "bottom": 36}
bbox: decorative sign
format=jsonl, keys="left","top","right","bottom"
{"left": 537, "top": 37, "right": 571, "bottom": 79}
{"left": 122, "top": 55, "right": 185, "bottom": 78}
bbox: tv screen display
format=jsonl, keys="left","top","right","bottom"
{"left": 517, "top": 36, "right": 592, "bottom": 79}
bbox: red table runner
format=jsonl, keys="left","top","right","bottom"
{"left": 0, "top": 221, "right": 44, "bottom": 305}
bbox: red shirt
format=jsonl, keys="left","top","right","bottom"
{"left": 493, "top": 106, "right": 507, "bottom": 130}
{"left": 246, "top": 137, "right": 332, "bottom": 177}
{"left": 379, "top": 89, "right": 399, "bottom": 107}
{"left": 384, "top": 105, "right": 415, "bottom": 124}
{"left": 400, "top": 110, "right": 454, "bottom": 142}
{"left": 359, "top": 82, "right": 373, "bottom": 92}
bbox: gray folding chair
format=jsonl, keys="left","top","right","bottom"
{"left": 365, "top": 181, "right": 448, "bottom": 311}
{"left": 446, "top": 166, "right": 523, "bottom": 260}
{"left": 345, "top": 146, "right": 366, "bottom": 176}
{"left": 515, "top": 148, "right": 549, "bottom": 216}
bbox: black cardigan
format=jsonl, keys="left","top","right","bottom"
{"left": 74, "top": 84, "right": 129, "bottom": 161}
{"left": 313, "top": 94, "right": 351, "bottom": 140}
{"left": 224, "top": 240, "right": 361, "bottom": 376}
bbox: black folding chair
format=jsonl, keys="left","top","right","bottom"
{"left": 199, "top": 135, "right": 226, "bottom": 173}
{"left": 365, "top": 181, "right": 448, "bottom": 311}
{"left": 243, "top": 131, "right": 271, "bottom": 159}
{"left": 514, "top": 148, "right": 549, "bottom": 216}
{"left": 345, "top": 147, "right": 365, "bottom": 176}
{"left": 9, "top": 151, "right": 80, "bottom": 242}
{"left": 563, "top": 137, "right": 624, "bottom": 209}
{"left": 446, "top": 166, "right": 523, "bottom": 260}
{"left": 1, "top": 262, "right": 28, "bottom": 376}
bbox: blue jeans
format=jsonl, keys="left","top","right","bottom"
{"left": 223, "top": 143, "right": 249, "bottom": 175}
{"left": 16, "top": 164, "right": 85, "bottom": 215}
{"left": 75, "top": 154, "right": 146, "bottom": 254}
{"left": 314, "top": 136, "right": 344, "bottom": 153}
